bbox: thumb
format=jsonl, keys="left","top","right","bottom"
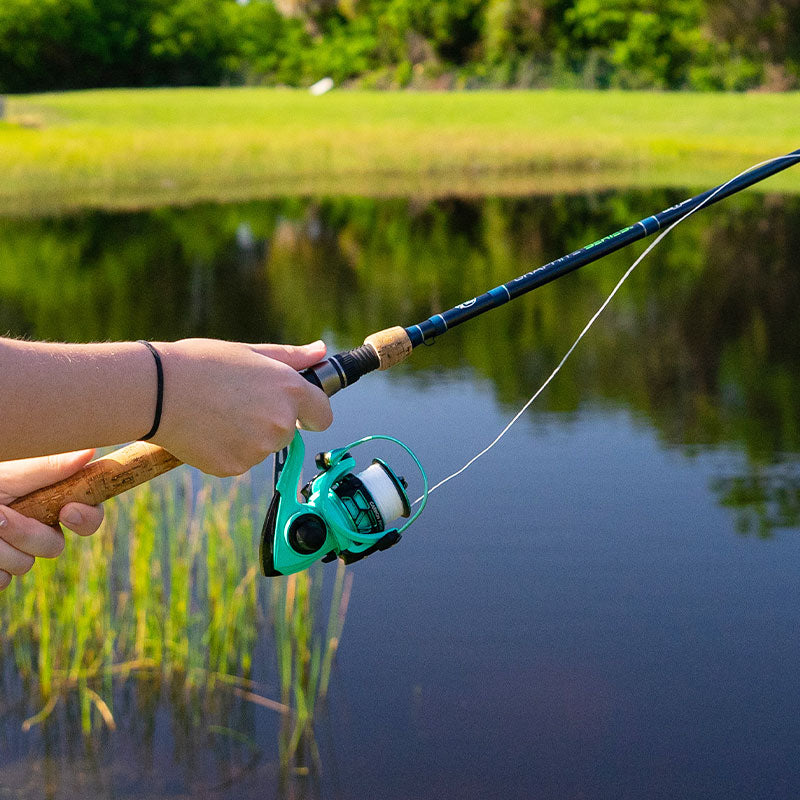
{"left": 0, "top": 450, "right": 96, "bottom": 500}
{"left": 250, "top": 340, "right": 327, "bottom": 370}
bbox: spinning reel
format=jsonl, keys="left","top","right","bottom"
{"left": 260, "top": 431, "right": 428, "bottom": 576}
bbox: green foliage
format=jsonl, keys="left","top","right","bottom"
{"left": 148, "top": 0, "right": 238, "bottom": 84}
{"left": 561, "top": 0, "right": 714, "bottom": 89}
{"left": 688, "top": 50, "right": 765, "bottom": 91}
{"left": 0, "top": 0, "right": 161, "bottom": 91}
{"left": 231, "top": 1, "right": 308, "bottom": 84}
{"left": 0, "top": 0, "right": 797, "bottom": 92}
{"left": 704, "top": 0, "right": 800, "bottom": 87}
{"left": 300, "top": 14, "right": 379, "bottom": 84}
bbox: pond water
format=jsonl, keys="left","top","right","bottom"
{"left": 1, "top": 190, "right": 800, "bottom": 799}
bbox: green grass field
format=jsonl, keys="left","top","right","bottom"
{"left": 1, "top": 88, "right": 798, "bottom": 214}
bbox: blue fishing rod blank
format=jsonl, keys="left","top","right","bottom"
{"left": 405, "top": 149, "right": 800, "bottom": 346}
{"left": 301, "top": 149, "right": 799, "bottom": 396}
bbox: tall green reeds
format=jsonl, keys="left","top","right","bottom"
{"left": 271, "top": 562, "right": 353, "bottom": 783}
{"left": 0, "top": 468, "right": 352, "bottom": 768}
{"left": 0, "top": 474, "right": 257, "bottom": 732}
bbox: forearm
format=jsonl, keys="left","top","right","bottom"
{"left": 1, "top": 336, "right": 332, "bottom": 476}
{"left": 1, "top": 338, "right": 154, "bottom": 460}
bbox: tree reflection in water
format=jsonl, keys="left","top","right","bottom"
{"left": 1, "top": 190, "right": 796, "bottom": 529}
{"left": 1, "top": 189, "right": 799, "bottom": 796}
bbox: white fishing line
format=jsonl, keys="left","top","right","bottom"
{"left": 357, "top": 461, "right": 406, "bottom": 523}
{"left": 415, "top": 155, "right": 792, "bottom": 504}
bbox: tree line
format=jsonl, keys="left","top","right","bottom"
{"left": 1, "top": 0, "right": 798, "bottom": 93}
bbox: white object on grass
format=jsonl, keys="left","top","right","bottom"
{"left": 309, "top": 77, "right": 334, "bottom": 96}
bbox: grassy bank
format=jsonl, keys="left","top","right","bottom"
{"left": 1, "top": 88, "right": 798, "bottom": 214}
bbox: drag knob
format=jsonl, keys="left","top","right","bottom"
{"left": 288, "top": 513, "right": 328, "bottom": 554}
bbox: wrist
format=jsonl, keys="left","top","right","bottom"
{"left": 145, "top": 340, "right": 185, "bottom": 453}
{"left": 88, "top": 341, "right": 160, "bottom": 446}
{"left": 137, "top": 341, "right": 164, "bottom": 440}
{"left": 0, "top": 338, "right": 157, "bottom": 458}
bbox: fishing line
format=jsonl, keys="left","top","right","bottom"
{"left": 415, "top": 154, "right": 793, "bottom": 504}
{"left": 17, "top": 152, "right": 794, "bottom": 578}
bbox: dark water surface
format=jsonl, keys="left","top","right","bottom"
{"left": 1, "top": 191, "right": 800, "bottom": 799}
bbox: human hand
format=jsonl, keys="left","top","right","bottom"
{"left": 0, "top": 450, "right": 106, "bottom": 592}
{"left": 151, "top": 339, "right": 333, "bottom": 476}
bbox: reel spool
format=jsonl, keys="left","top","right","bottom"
{"left": 261, "top": 432, "right": 427, "bottom": 577}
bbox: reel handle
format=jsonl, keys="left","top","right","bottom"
{"left": 9, "top": 443, "right": 182, "bottom": 527}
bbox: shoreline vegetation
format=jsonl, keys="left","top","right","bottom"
{"left": 0, "top": 472, "right": 350, "bottom": 777}
{"left": 1, "top": 88, "right": 798, "bottom": 216}
{"left": 2, "top": 0, "right": 798, "bottom": 96}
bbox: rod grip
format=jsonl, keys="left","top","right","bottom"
{"left": 9, "top": 443, "right": 183, "bottom": 527}
{"left": 364, "top": 326, "right": 413, "bottom": 369}
{"left": 300, "top": 327, "right": 413, "bottom": 397}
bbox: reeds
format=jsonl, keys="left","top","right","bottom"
{"left": 0, "top": 469, "right": 352, "bottom": 766}
{"left": 271, "top": 561, "right": 353, "bottom": 781}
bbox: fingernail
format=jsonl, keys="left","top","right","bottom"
{"left": 62, "top": 509, "right": 83, "bottom": 527}
{"left": 0, "top": 510, "right": 7, "bottom": 528}
{"left": 308, "top": 340, "right": 324, "bottom": 347}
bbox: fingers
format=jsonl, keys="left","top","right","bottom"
{"left": 0, "top": 449, "right": 96, "bottom": 499}
{"left": 0, "top": 506, "right": 65, "bottom": 558}
{"left": 252, "top": 341, "right": 333, "bottom": 433}
{"left": 59, "top": 503, "right": 105, "bottom": 537}
{"left": 0, "top": 538, "right": 35, "bottom": 576}
{"left": 250, "top": 340, "right": 327, "bottom": 370}
{"left": 0, "top": 500, "right": 103, "bottom": 593}
{"left": 295, "top": 379, "right": 334, "bottom": 432}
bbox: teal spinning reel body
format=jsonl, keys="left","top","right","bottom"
{"left": 260, "top": 431, "right": 427, "bottom": 577}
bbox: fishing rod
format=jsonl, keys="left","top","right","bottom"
{"left": 11, "top": 149, "right": 800, "bottom": 576}
{"left": 300, "top": 148, "right": 800, "bottom": 394}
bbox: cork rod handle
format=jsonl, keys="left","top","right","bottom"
{"left": 364, "top": 326, "right": 413, "bottom": 370}
{"left": 9, "top": 443, "right": 183, "bottom": 527}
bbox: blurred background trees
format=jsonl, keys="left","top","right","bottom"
{"left": 1, "top": 0, "right": 798, "bottom": 92}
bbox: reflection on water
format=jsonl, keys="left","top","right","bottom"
{"left": 1, "top": 190, "right": 800, "bottom": 799}
{"left": 714, "top": 466, "right": 800, "bottom": 537}
{"left": 3, "top": 193, "right": 799, "bottom": 437}
{"left": 2, "top": 191, "right": 798, "bottom": 520}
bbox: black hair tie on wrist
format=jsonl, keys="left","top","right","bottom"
{"left": 138, "top": 340, "right": 164, "bottom": 441}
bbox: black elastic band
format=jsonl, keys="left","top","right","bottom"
{"left": 138, "top": 340, "right": 164, "bottom": 441}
